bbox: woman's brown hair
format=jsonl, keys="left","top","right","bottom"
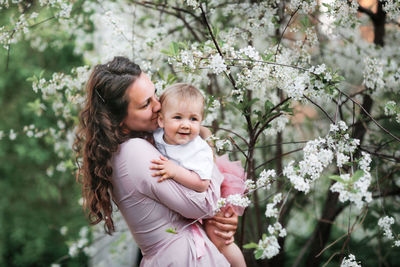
{"left": 74, "top": 56, "right": 142, "bottom": 234}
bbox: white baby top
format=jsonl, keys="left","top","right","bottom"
{"left": 153, "top": 128, "right": 213, "bottom": 180}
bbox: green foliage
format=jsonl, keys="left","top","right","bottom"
{"left": 166, "top": 227, "right": 178, "bottom": 234}
{"left": 0, "top": 6, "right": 87, "bottom": 267}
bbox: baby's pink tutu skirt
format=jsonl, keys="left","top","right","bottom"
{"left": 215, "top": 154, "right": 246, "bottom": 216}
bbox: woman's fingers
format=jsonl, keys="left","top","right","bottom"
{"left": 208, "top": 219, "right": 236, "bottom": 231}
{"left": 213, "top": 229, "right": 235, "bottom": 241}
{"left": 212, "top": 215, "right": 238, "bottom": 229}
{"left": 223, "top": 206, "right": 235, "bottom": 218}
{"left": 159, "top": 155, "right": 168, "bottom": 161}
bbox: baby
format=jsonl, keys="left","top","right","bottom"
{"left": 150, "top": 83, "right": 246, "bottom": 267}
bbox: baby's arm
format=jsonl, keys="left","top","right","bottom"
{"left": 150, "top": 155, "right": 210, "bottom": 192}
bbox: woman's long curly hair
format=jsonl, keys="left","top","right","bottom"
{"left": 74, "top": 57, "right": 143, "bottom": 234}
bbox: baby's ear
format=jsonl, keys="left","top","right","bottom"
{"left": 158, "top": 113, "right": 164, "bottom": 128}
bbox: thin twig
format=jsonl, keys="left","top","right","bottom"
{"left": 304, "top": 95, "right": 335, "bottom": 123}
{"left": 209, "top": 126, "right": 249, "bottom": 146}
{"left": 199, "top": 3, "right": 237, "bottom": 89}
{"left": 254, "top": 97, "right": 290, "bottom": 130}
{"left": 336, "top": 88, "right": 400, "bottom": 143}
{"left": 228, "top": 136, "right": 249, "bottom": 160}
{"left": 274, "top": 7, "right": 299, "bottom": 61}
{"left": 254, "top": 112, "right": 284, "bottom": 142}
{"left": 255, "top": 148, "right": 303, "bottom": 170}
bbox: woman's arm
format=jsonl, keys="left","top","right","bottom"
{"left": 117, "top": 138, "right": 221, "bottom": 219}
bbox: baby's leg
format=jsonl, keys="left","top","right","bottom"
{"left": 220, "top": 242, "right": 246, "bottom": 267}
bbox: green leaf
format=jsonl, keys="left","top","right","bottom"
{"left": 255, "top": 249, "right": 264, "bottom": 259}
{"left": 262, "top": 53, "right": 274, "bottom": 61}
{"left": 160, "top": 49, "right": 172, "bottom": 56}
{"left": 329, "top": 175, "right": 345, "bottom": 183}
{"left": 351, "top": 170, "right": 364, "bottom": 183}
{"left": 243, "top": 242, "right": 258, "bottom": 249}
{"left": 262, "top": 233, "right": 267, "bottom": 240}
{"left": 166, "top": 227, "right": 178, "bottom": 234}
{"left": 300, "top": 16, "right": 310, "bottom": 28}
{"left": 171, "top": 42, "right": 179, "bottom": 55}
{"left": 264, "top": 100, "right": 274, "bottom": 113}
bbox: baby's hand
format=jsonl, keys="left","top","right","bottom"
{"left": 150, "top": 155, "right": 178, "bottom": 182}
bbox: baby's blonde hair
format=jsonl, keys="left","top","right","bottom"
{"left": 159, "top": 83, "right": 205, "bottom": 117}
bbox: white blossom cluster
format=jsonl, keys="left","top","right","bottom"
{"left": 283, "top": 121, "right": 373, "bottom": 208}
{"left": 68, "top": 226, "right": 90, "bottom": 257}
{"left": 1, "top": 0, "right": 73, "bottom": 49}
{"left": 268, "top": 222, "right": 287, "bottom": 238}
{"left": 378, "top": 216, "right": 395, "bottom": 239}
{"left": 283, "top": 137, "right": 334, "bottom": 193}
{"left": 209, "top": 54, "right": 227, "bottom": 75}
{"left": 170, "top": 39, "right": 338, "bottom": 119}
{"left": 377, "top": 215, "right": 400, "bottom": 247}
{"left": 205, "top": 135, "right": 231, "bottom": 152}
{"left": 251, "top": 193, "right": 287, "bottom": 259}
{"left": 0, "top": 13, "right": 30, "bottom": 49}
{"left": 381, "top": 0, "right": 400, "bottom": 20}
{"left": 204, "top": 98, "right": 221, "bottom": 125}
{"left": 244, "top": 179, "right": 256, "bottom": 191}
{"left": 328, "top": 132, "right": 372, "bottom": 209}
{"left": 39, "top": 0, "right": 72, "bottom": 18}
{"left": 31, "top": 66, "right": 89, "bottom": 116}
{"left": 0, "top": 124, "right": 51, "bottom": 141}
{"left": 341, "top": 254, "right": 361, "bottom": 267}
{"left": 256, "top": 235, "right": 280, "bottom": 259}
{"left": 320, "top": 0, "right": 360, "bottom": 29}
{"left": 265, "top": 193, "right": 282, "bottom": 218}
{"left": 218, "top": 2, "right": 277, "bottom": 38}
{"left": 363, "top": 57, "right": 385, "bottom": 92}
{"left": 256, "top": 169, "right": 276, "bottom": 190}
{"left": 384, "top": 101, "right": 400, "bottom": 123}
{"left": 185, "top": 0, "right": 199, "bottom": 9}
{"left": 226, "top": 194, "right": 251, "bottom": 208}
{"left": 216, "top": 194, "right": 251, "bottom": 212}
{"left": 263, "top": 115, "right": 289, "bottom": 136}
{"left": 288, "top": 0, "right": 317, "bottom": 14}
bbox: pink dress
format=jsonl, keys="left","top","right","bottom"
{"left": 110, "top": 138, "right": 229, "bottom": 267}
{"left": 216, "top": 154, "right": 247, "bottom": 215}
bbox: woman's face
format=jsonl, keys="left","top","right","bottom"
{"left": 122, "top": 73, "right": 161, "bottom": 132}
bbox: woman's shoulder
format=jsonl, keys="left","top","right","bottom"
{"left": 118, "top": 137, "right": 159, "bottom": 159}
{"left": 121, "top": 137, "right": 152, "bottom": 148}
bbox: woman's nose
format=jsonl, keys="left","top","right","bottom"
{"left": 153, "top": 97, "right": 161, "bottom": 113}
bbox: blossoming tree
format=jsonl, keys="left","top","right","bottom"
{"left": 1, "top": 0, "right": 400, "bottom": 266}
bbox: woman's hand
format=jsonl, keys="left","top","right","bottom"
{"left": 206, "top": 206, "right": 238, "bottom": 245}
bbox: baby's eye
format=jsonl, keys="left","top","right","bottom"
{"left": 173, "top": 116, "right": 181, "bottom": 119}
{"left": 190, "top": 117, "right": 198, "bottom": 121}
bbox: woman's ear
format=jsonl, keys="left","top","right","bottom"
{"left": 158, "top": 113, "right": 164, "bottom": 128}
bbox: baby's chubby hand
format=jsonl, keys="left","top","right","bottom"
{"left": 150, "top": 155, "right": 178, "bottom": 182}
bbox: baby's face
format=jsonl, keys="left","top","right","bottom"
{"left": 158, "top": 99, "right": 203, "bottom": 145}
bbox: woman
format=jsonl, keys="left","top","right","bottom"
{"left": 75, "top": 56, "right": 238, "bottom": 266}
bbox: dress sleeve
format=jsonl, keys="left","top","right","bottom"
{"left": 118, "top": 138, "right": 223, "bottom": 219}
